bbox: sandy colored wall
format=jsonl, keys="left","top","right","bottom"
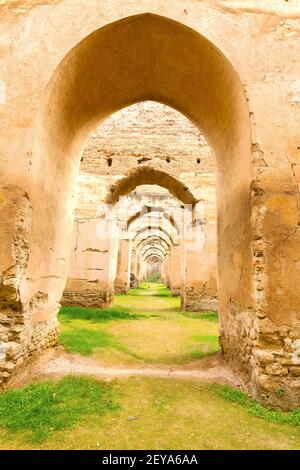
{"left": 114, "top": 238, "right": 132, "bottom": 294}
{"left": 183, "top": 222, "right": 218, "bottom": 312}
{"left": 62, "top": 218, "right": 118, "bottom": 307}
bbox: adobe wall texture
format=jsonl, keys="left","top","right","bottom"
{"left": 61, "top": 218, "right": 117, "bottom": 308}
{"left": 183, "top": 222, "right": 219, "bottom": 312}
{"left": 0, "top": 0, "right": 300, "bottom": 408}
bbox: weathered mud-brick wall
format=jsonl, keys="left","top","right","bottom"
{"left": 62, "top": 218, "right": 118, "bottom": 308}
{"left": 167, "top": 245, "right": 182, "bottom": 296}
{"left": 183, "top": 201, "right": 218, "bottom": 311}
{"left": 114, "top": 237, "right": 132, "bottom": 294}
{"left": 220, "top": 138, "right": 300, "bottom": 409}
{"left": 246, "top": 144, "right": 300, "bottom": 409}
{"left": 0, "top": 190, "right": 58, "bottom": 386}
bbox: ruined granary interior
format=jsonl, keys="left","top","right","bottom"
{"left": 1, "top": 0, "right": 300, "bottom": 451}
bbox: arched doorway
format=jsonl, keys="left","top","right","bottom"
{"left": 7, "top": 13, "right": 254, "bottom": 399}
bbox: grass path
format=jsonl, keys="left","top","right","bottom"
{"left": 1, "top": 377, "right": 300, "bottom": 450}
{"left": 58, "top": 282, "right": 220, "bottom": 367}
{"left": 1, "top": 283, "right": 300, "bottom": 449}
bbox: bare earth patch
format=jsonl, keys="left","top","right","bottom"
{"left": 6, "top": 347, "right": 243, "bottom": 390}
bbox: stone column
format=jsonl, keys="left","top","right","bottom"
{"left": 168, "top": 244, "right": 182, "bottom": 296}
{"left": 114, "top": 237, "right": 132, "bottom": 294}
{"left": 141, "top": 258, "right": 147, "bottom": 281}
{"left": 165, "top": 251, "right": 172, "bottom": 289}
{"left": 131, "top": 248, "right": 138, "bottom": 277}
{"left": 161, "top": 258, "right": 168, "bottom": 284}
{"left": 242, "top": 160, "right": 300, "bottom": 409}
{"left": 183, "top": 222, "right": 218, "bottom": 311}
{"left": 136, "top": 253, "right": 142, "bottom": 284}
{"left": 62, "top": 217, "right": 118, "bottom": 308}
{"left": 180, "top": 212, "right": 187, "bottom": 309}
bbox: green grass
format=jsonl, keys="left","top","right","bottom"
{"left": 59, "top": 305, "right": 144, "bottom": 322}
{"left": 59, "top": 328, "right": 118, "bottom": 355}
{"left": 0, "top": 376, "right": 118, "bottom": 444}
{"left": 2, "top": 283, "right": 300, "bottom": 449}
{"left": 216, "top": 384, "right": 300, "bottom": 428}
{"left": 189, "top": 334, "right": 220, "bottom": 360}
{"left": 0, "top": 283, "right": 300, "bottom": 450}
{"left": 58, "top": 282, "right": 220, "bottom": 365}
{"left": 146, "top": 273, "right": 161, "bottom": 282}
{"left": 128, "top": 282, "right": 172, "bottom": 297}
{"left": 1, "top": 377, "right": 300, "bottom": 450}
{"left": 182, "top": 310, "right": 218, "bottom": 322}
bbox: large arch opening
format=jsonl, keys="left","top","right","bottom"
{"left": 23, "top": 13, "right": 252, "bottom": 387}
{"left": 112, "top": 181, "right": 184, "bottom": 296}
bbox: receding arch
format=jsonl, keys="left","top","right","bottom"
{"left": 139, "top": 238, "right": 168, "bottom": 254}
{"left": 107, "top": 167, "right": 197, "bottom": 205}
{"left": 145, "top": 253, "right": 164, "bottom": 263}
{"left": 136, "top": 235, "right": 172, "bottom": 249}
{"left": 128, "top": 210, "right": 180, "bottom": 234}
{"left": 141, "top": 245, "right": 167, "bottom": 259}
{"left": 129, "top": 214, "right": 178, "bottom": 242}
{"left": 127, "top": 205, "right": 180, "bottom": 233}
{"left": 135, "top": 232, "right": 173, "bottom": 256}
{"left": 133, "top": 226, "right": 176, "bottom": 246}
{"left": 28, "top": 12, "right": 252, "bottom": 384}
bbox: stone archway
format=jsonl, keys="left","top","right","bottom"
{"left": 64, "top": 172, "right": 191, "bottom": 301}
{"left": 127, "top": 206, "right": 180, "bottom": 234}
{"left": 106, "top": 167, "right": 198, "bottom": 205}
{"left": 140, "top": 245, "right": 167, "bottom": 259}
{"left": 137, "top": 236, "right": 171, "bottom": 252}
{"left": 3, "top": 13, "right": 255, "bottom": 400}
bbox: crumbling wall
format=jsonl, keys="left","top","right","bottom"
{"left": 0, "top": 189, "right": 58, "bottom": 386}
{"left": 61, "top": 218, "right": 117, "bottom": 308}
{"left": 246, "top": 145, "right": 300, "bottom": 409}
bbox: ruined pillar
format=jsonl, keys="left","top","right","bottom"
{"left": 114, "top": 237, "right": 132, "bottom": 294}
{"left": 61, "top": 217, "right": 118, "bottom": 308}
{"left": 243, "top": 157, "right": 300, "bottom": 409}
{"left": 131, "top": 248, "right": 138, "bottom": 278}
{"left": 161, "top": 258, "right": 168, "bottom": 285}
{"left": 183, "top": 222, "right": 218, "bottom": 312}
{"left": 168, "top": 244, "right": 182, "bottom": 296}
{"left": 164, "top": 252, "right": 172, "bottom": 289}
{"left": 136, "top": 253, "right": 142, "bottom": 284}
